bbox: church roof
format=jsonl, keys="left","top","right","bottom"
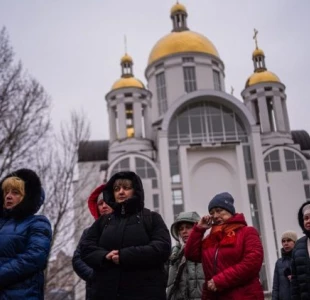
{"left": 291, "top": 130, "right": 310, "bottom": 151}
{"left": 78, "top": 140, "right": 109, "bottom": 162}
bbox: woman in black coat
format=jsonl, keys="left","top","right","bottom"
{"left": 72, "top": 184, "right": 112, "bottom": 300}
{"left": 272, "top": 230, "right": 297, "bottom": 300}
{"left": 291, "top": 201, "right": 310, "bottom": 300}
{"left": 80, "top": 171, "right": 171, "bottom": 300}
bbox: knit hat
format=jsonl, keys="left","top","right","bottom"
{"left": 281, "top": 230, "right": 297, "bottom": 243}
{"left": 302, "top": 204, "right": 310, "bottom": 216}
{"left": 208, "top": 192, "right": 235, "bottom": 215}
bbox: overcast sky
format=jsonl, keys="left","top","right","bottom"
{"left": 1, "top": 0, "right": 309, "bottom": 140}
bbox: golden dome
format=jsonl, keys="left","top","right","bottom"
{"left": 121, "top": 53, "right": 133, "bottom": 64}
{"left": 171, "top": 2, "right": 187, "bottom": 14}
{"left": 252, "top": 48, "right": 265, "bottom": 57}
{"left": 148, "top": 31, "right": 219, "bottom": 65}
{"left": 111, "top": 77, "right": 144, "bottom": 90}
{"left": 246, "top": 71, "right": 281, "bottom": 87}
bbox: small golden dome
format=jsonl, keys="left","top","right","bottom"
{"left": 246, "top": 71, "right": 281, "bottom": 87}
{"left": 171, "top": 2, "right": 187, "bottom": 14}
{"left": 148, "top": 31, "right": 219, "bottom": 65}
{"left": 121, "top": 53, "right": 133, "bottom": 64}
{"left": 111, "top": 77, "right": 144, "bottom": 90}
{"left": 252, "top": 48, "right": 265, "bottom": 57}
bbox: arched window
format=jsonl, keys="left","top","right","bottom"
{"left": 264, "top": 150, "right": 281, "bottom": 172}
{"left": 168, "top": 101, "right": 248, "bottom": 146}
{"left": 284, "top": 150, "right": 309, "bottom": 180}
{"left": 168, "top": 101, "right": 248, "bottom": 183}
{"left": 135, "top": 157, "right": 156, "bottom": 179}
{"left": 110, "top": 158, "right": 130, "bottom": 176}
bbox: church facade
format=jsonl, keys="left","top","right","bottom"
{"left": 74, "top": 2, "right": 310, "bottom": 297}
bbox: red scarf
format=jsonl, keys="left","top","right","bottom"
{"left": 203, "top": 222, "right": 245, "bottom": 248}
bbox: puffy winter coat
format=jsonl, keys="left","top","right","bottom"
{"left": 291, "top": 201, "right": 310, "bottom": 300}
{"left": 72, "top": 184, "right": 106, "bottom": 300}
{"left": 167, "top": 244, "right": 204, "bottom": 300}
{"left": 167, "top": 211, "right": 204, "bottom": 300}
{"left": 272, "top": 248, "right": 293, "bottom": 300}
{"left": 81, "top": 171, "right": 171, "bottom": 300}
{"left": 184, "top": 213, "right": 264, "bottom": 300}
{"left": 0, "top": 169, "right": 52, "bottom": 300}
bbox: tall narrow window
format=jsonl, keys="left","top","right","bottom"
{"left": 253, "top": 100, "right": 260, "bottom": 126}
{"left": 213, "top": 70, "right": 221, "bottom": 91}
{"left": 183, "top": 66, "right": 197, "bottom": 93}
{"left": 125, "top": 103, "right": 134, "bottom": 138}
{"left": 141, "top": 107, "right": 145, "bottom": 138}
{"left": 281, "top": 98, "right": 289, "bottom": 131}
{"left": 267, "top": 97, "right": 277, "bottom": 132}
{"left": 304, "top": 185, "right": 310, "bottom": 200}
{"left": 243, "top": 145, "right": 254, "bottom": 179}
{"left": 153, "top": 194, "right": 159, "bottom": 213}
{"left": 156, "top": 72, "right": 168, "bottom": 115}
{"left": 172, "top": 189, "right": 184, "bottom": 217}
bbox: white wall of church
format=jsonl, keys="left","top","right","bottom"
{"left": 269, "top": 171, "right": 306, "bottom": 251}
{"left": 178, "top": 145, "right": 249, "bottom": 220}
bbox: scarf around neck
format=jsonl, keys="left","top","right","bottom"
{"left": 203, "top": 219, "right": 245, "bottom": 248}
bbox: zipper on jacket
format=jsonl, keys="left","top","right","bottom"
{"left": 213, "top": 247, "right": 219, "bottom": 275}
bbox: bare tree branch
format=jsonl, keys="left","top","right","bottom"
{"left": 0, "top": 27, "right": 51, "bottom": 176}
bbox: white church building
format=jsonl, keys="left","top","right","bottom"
{"left": 73, "top": 2, "right": 310, "bottom": 297}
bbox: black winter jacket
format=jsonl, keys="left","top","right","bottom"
{"left": 72, "top": 228, "right": 93, "bottom": 300}
{"left": 291, "top": 201, "right": 310, "bottom": 300}
{"left": 291, "top": 236, "right": 310, "bottom": 300}
{"left": 272, "top": 248, "right": 293, "bottom": 300}
{"left": 80, "top": 171, "right": 171, "bottom": 300}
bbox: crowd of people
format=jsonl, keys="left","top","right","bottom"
{"left": 1, "top": 168, "right": 310, "bottom": 299}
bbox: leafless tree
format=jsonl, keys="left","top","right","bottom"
{"left": 0, "top": 27, "right": 51, "bottom": 176}
{"left": 36, "top": 110, "right": 94, "bottom": 298}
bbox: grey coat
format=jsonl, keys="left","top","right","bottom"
{"left": 166, "top": 245, "right": 204, "bottom": 300}
{"left": 167, "top": 211, "right": 204, "bottom": 300}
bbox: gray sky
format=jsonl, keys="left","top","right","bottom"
{"left": 1, "top": 0, "right": 309, "bottom": 140}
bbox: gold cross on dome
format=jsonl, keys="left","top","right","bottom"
{"left": 253, "top": 28, "right": 259, "bottom": 49}
{"left": 231, "top": 86, "right": 234, "bottom": 95}
{"left": 124, "top": 35, "right": 127, "bottom": 54}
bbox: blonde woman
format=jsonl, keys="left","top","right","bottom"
{"left": 0, "top": 169, "right": 52, "bottom": 299}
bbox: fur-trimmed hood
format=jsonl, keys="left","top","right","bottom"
{"left": 103, "top": 171, "right": 144, "bottom": 215}
{"left": 298, "top": 201, "right": 310, "bottom": 233}
{"left": 0, "top": 168, "right": 43, "bottom": 219}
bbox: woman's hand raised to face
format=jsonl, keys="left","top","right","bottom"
{"left": 197, "top": 215, "right": 213, "bottom": 230}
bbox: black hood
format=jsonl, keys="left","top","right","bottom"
{"left": 298, "top": 201, "right": 310, "bottom": 235}
{"left": 0, "top": 168, "right": 43, "bottom": 219}
{"left": 103, "top": 171, "right": 144, "bottom": 216}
